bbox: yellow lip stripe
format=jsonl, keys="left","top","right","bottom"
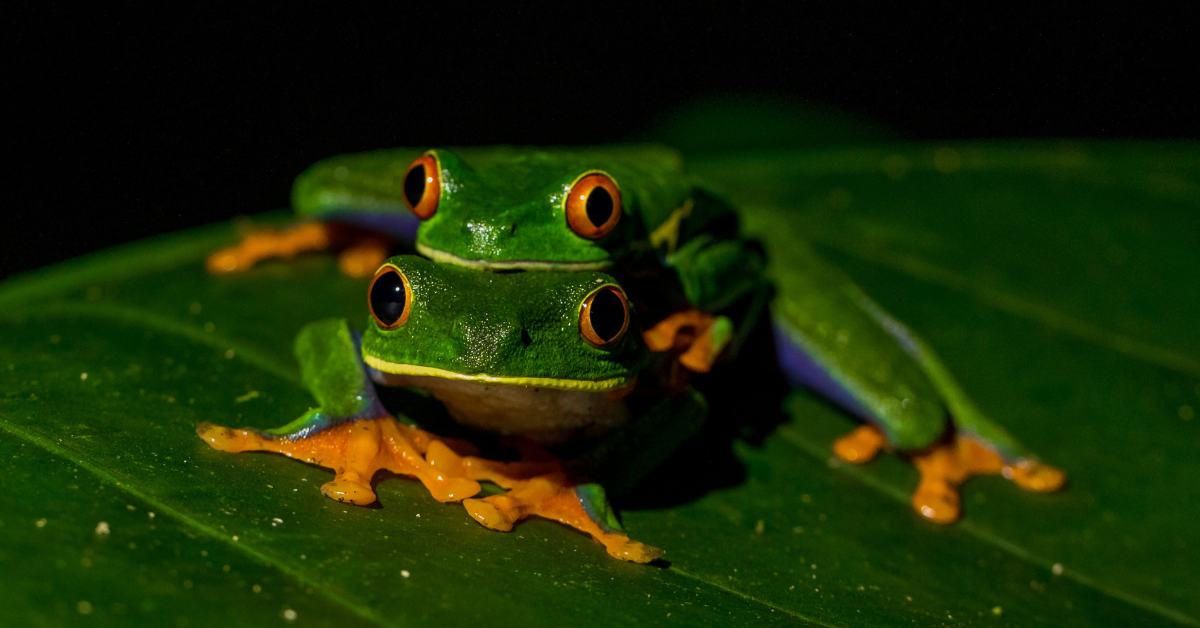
{"left": 416, "top": 243, "right": 612, "bottom": 272}
{"left": 363, "top": 354, "right": 629, "bottom": 392}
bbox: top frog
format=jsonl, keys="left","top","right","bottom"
{"left": 210, "top": 146, "right": 763, "bottom": 302}
{"left": 403, "top": 147, "right": 745, "bottom": 272}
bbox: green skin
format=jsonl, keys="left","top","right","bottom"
{"left": 259, "top": 255, "right": 705, "bottom": 531}
{"left": 292, "top": 147, "right": 1038, "bottom": 464}
{"left": 295, "top": 146, "right": 766, "bottom": 311}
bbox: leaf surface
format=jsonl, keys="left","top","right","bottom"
{"left": 2, "top": 142, "right": 1197, "bottom": 627}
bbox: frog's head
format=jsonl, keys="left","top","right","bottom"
{"left": 406, "top": 147, "right": 690, "bottom": 270}
{"left": 360, "top": 255, "right": 647, "bottom": 443}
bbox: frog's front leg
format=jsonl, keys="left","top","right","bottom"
{"left": 420, "top": 442, "right": 663, "bottom": 563}
{"left": 196, "top": 318, "right": 480, "bottom": 504}
{"left": 435, "top": 390, "right": 707, "bottom": 563}
{"left": 652, "top": 235, "right": 770, "bottom": 371}
{"left": 197, "top": 416, "right": 479, "bottom": 505}
{"left": 643, "top": 310, "right": 733, "bottom": 375}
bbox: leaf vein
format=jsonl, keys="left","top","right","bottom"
{"left": 812, "top": 233, "right": 1200, "bottom": 380}
{"left": 668, "top": 566, "right": 844, "bottom": 627}
{"left": 775, "top": 424, "right": 1199, "bottom": 627}
{"left": 3, "top": 300, "right": 300, "bottom": 383}
{"left": 0, "top": 417, "right": 398, "bottom": 628}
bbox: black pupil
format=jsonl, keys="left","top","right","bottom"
{"left": 370, "top": 271, "right": 408, "bottom": 326}
{"left": 588, "top": 289, "right": 626, "bottom": 342}
{"left": 585, "top": 186, "right": 614, "bottom": 227}
{"left": 404, "top": 164, "right": 427, "bottom": 208}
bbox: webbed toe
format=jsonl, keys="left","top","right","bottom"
{"left": 463, "top": 496, "right": 520, "bottom": 531}
{"left": 1004, "top": 460, "right": 1067, "bottom": 492}
{"left": 321, "top": 478, "right": 378, "bottom": 505}
{"left": 912, "top": 482, "right": 961, "bottom": 524}
{"left": 832, "top": 424, "right": 888, "bottom": 463}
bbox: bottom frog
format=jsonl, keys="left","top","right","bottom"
{"left": 199, "top": 256, "right": 703, "bottom": 562}
{"left": 198, "top": 254, "right": 1064, "bottom": 563}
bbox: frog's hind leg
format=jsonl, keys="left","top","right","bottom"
{"left": 206, "top": 221, "right": 393, "bottom": 277}
{"left": 851, "top": 291, "right": 1067, "bottom": 497}
{"left": 907, "top": 436, "right": 999, "bottom": 523}
{"left": 207, "top": 222, "right": 333, "bottom": 274}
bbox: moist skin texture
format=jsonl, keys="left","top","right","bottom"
{"left": 373, "top": 372, "right": 631, "bottom": 445}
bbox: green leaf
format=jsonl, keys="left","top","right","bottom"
{"left": 2, "top": 142, "right": 1198, "bottom": 627}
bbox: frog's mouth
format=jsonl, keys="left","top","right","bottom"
{"left": 416, "top": 243, "right": 612, "bottom": 272}
{"left": 363, "top": 353, "right": 636, "bottom": 445}
{"left": 363, "top": 354, "right": 632, "bottom": 392}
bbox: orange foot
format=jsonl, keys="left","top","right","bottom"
{"left": 832, "top": 424, "right": 889, "bottom": 463}
{"left": 207, "top": 222, "right": 333, "bottom": 274}
{"left": 337, "top": 238, "right": 391, "bottom": 278}
{"left": 196, "top": 417, "right": 479, "bottom": 503}
{"left": 831, "top": 424, "right": 1066, "bottom": 524}
{"left": 643, "top": 310, "right": 734, "bottom": 391}
{"left": 196, "top": 417, "right": 662, "bottom": 562}
{"left": 423, "top": 441, "right": 664, "bottom": 563}
{"left": 909, "top": 436, "right": 1067, "bottom": 524}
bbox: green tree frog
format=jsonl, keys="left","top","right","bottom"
{"left": 205, "top": 147, "right": 1066, "bottom": 539}
{"left": 199, "top": 255, "right": 710, "bottom": 562}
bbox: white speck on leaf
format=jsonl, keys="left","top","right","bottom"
{"left": 95, "top": 521, "right": 110, "bottom": 535}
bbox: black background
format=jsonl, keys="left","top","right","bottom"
{"left": 8, "top": 4, "right": 1198, "bottom": 279}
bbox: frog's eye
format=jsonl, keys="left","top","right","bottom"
{"left": 369, "top": 266, "right": 413, "bottom": 329}
{"left": 579, "top": 284, "right": 630, "bottom": 347}
{"left": 403, "top": 153, "right": 440, "bottom": 220}
{"left": 566, "top": 172, "right": 621, "bottom": 240}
